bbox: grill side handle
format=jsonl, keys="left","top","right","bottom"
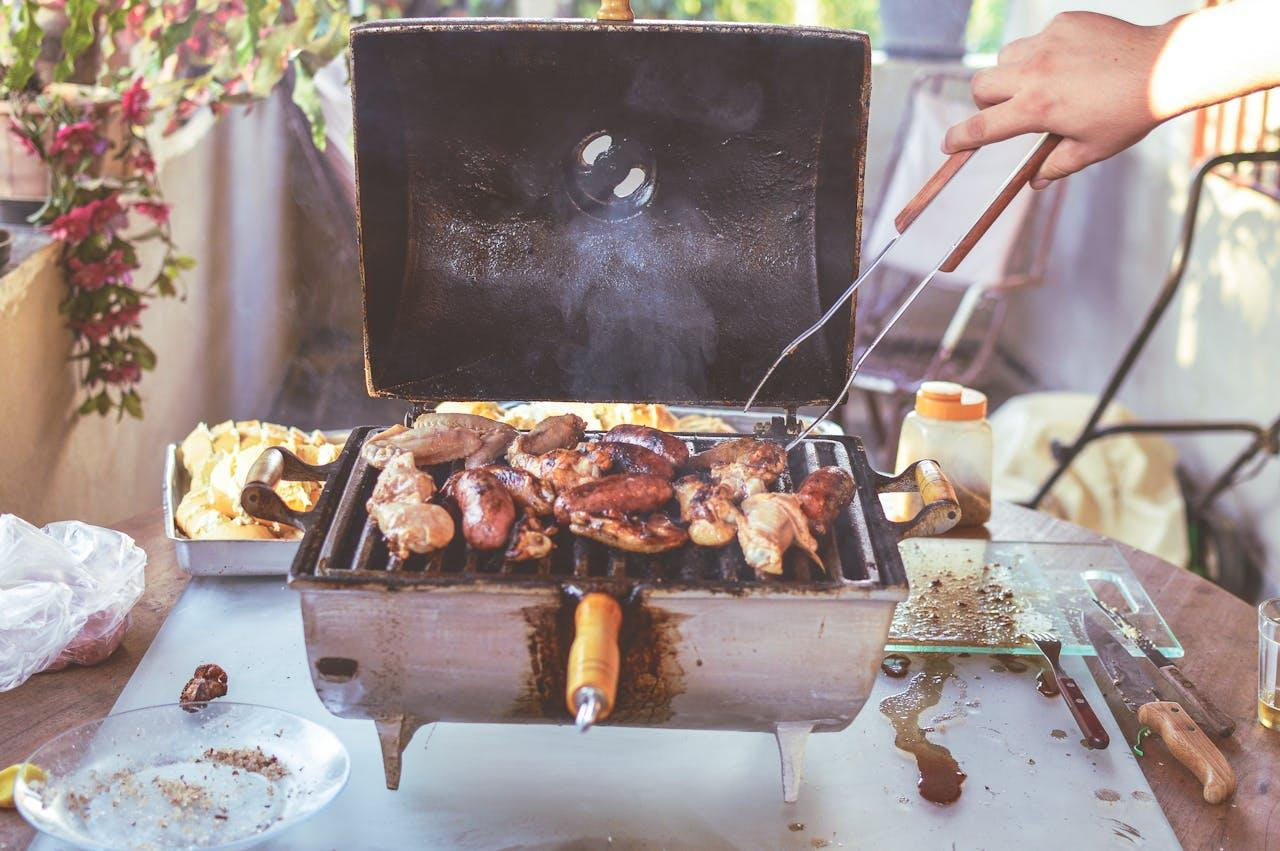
{"left": 240, "top": 446, "right": 342, "bottom": 533}
{"left": 873, "top": 459, "right": 962, "bottom": 540}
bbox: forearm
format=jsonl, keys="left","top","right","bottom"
{"left": 1151, "top": 0, "right": 1280, "bottom": 121}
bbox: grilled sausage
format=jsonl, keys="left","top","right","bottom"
{"left": 568, "top": 512, "right": 689, "bottom": 554}
{"left": 478, "top": 465, "right": 557, "bottom": 517}
{"left": 795, "top": 467, "right": 856, "bottom": 536}
{"left": 446, "top": 469, "right": 516, "bottom": 550}
{"left": 601, "top": 424, "right": 689, "bottom": 466}
{"left": 594, "top": 441, "right": 677, "bottom": 479}
{"left": 553, "top": 474, "right": 674, "bottom": 525}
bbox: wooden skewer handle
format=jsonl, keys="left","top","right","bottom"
{"left": 894, "top": 149, "right": 977, "bottom": 233}
{"left": 939, "top": 133, "right": 1062, "bottom": 273}
{"left": 1138, "top": 700, "right": 1237, "bottom": 804}
{"left": 565, "top": 593, "right": 624, "bottom": 719}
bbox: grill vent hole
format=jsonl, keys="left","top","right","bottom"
{"left": 316, "top": 657, "right": 359, "bottom": 682}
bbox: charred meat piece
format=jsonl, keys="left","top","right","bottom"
{"left": 412, "top": 412, "right": 518, "bottom": 468}
{"left": 592, "top": 440, "right": 677, "bottom": 479}
{"left": 368, "top": 451, "right": 436, "bottom": 506}
{"left": 795, "top": 466, "right": 856, "bottom": 536}
{"left": 568, "top": 511, "right": 689, "bottom": 554}
{"left": 362, "top": 424, "right": 483, "bottom": 469}
{"left": 509, "top": 414, "right": 587, "bottom": 458}
{"left": 554, "top": 474, "right": 675, "bottom": 526}
{"left": 601, "top": 423, "right": 689, "bottom": 466}
{"left": 478, "top": 465, "right": 556, "bottom": 517}
{"left": 369, "top": 502, "right": 455, "bottom": 559}
{"left": 686, "top": 437, "right": 787, "bottom": 501}
{"left": 180, "top": 663, "right": 228, "bottom": 709}
{"left": 510, "top": 446, "right": 609, "bottom": 495}
{"left": 737, "top": 492, "right": 823, "bottom": 577}
{"left": 506, "top": 514, "right": 557, "bottom": 562}
{"left": 444, "top": 469, "right": 517, "bottom": 551}
{"left": 674, "top": 475, "right": 743, "bottom": 547}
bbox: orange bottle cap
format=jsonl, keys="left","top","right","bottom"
{"left": 915, "top": 381, "right": 987, "bottom": 421}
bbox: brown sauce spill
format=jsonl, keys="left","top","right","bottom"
{"left": 1095, "top": 788, "right": 1121, "bottom": 802}
{"left": 881, "top": 653, "right": 912, "bottom": 678}
{"left": 993, "top": 653, "right": 1028, "bottom": 673}
{"left": 512, "top": 595, "right": 687, "bottom": 723}
{"left": 1050, "top": 729, "right": 1068, "bottom": 739}
{"left": 1131, "top": 790, "right": 1153, "bottom": 802}
{"left": 788, "top": 823, "right": 805, "bottom": 832}
{"left": 878, "top": 657, "right": 966, "bottom": 805}
{"left": 1035, "top": 669, "right": 1060, "bottom": 697}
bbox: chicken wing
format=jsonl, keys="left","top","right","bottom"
{"left": 412, "top": 412, "right": 518, "bottom": 467}
{"left": 686, "top": 438, "right": 788, "bottom": 501}
{"left": 795, "top": 466, "right": 856, "bottom": 536}
{"left": 674, "top": 475, "right": 743, "bottom": 547}
{"left": 568, "top": 511, "right": 688, "bottom": 554}
{"left": 362, "top": 424, "right": 483, "bottom": 469}
{"left": 478, "top": 465, "right": 557, "bottom": 517}
{"left": 509, "top": 446, "right": 609, "bottom": 495}
{"left": 508, "top": 413, "right": 587, "bottom": 458}
{"left": 368, "top": 451, "right": 436, "bottom": 506}
{"left": 736, "top": 492, "right": 823, "bottom": 577}
{"left": 369, "top": 502, "right": 455, "bottom": 559}
{"left": 506, "top": 514, "right": 557, "bottom": 562}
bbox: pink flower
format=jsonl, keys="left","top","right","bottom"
{"left": 105, "top": 304, "right": 146, "bottom": 329}
{"left": 8, "top": 120, "right": 38, "bottom": 157}
{"left": 46, "top": 194, "right": 128, "bottom": 243}
{"left": 131, "top": 149, "right": 156, "bottom": 174}
{"left": 102, "top": 363, "right": 142, "bottom": 385}
{"left": 72, "top": 318, "right": 112, "bottom": 342}
{"left": 120, "top": 78, "right": 150, "bottom": 126}
{"left": 49, "top": 120, "right": 108, "bottom": 165}
{"left": 134, "top": 201, "right": 170, "bottom": 224}
{"left": 67, "top": 249, "right": 137, "bottom": 290}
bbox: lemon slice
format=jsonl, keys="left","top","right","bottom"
{"left": 0, "top": 763, "right": 46, "bottom": 808}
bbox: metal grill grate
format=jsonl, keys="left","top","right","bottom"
{"left": 310, "top": 433, "right": 883, "bottom": 589}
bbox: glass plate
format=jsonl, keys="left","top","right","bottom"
{"left": 885, "top": 540, "right": 1183, "bottom": 657}
{"left": 15, "top": 702, "right": 349, "bottom": 851}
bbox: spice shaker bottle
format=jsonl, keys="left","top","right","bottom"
{"left": 894, "top": 381, "right": 992, "bottom": 527}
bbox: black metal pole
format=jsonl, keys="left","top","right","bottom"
{"left": 1027, "top": 150, "right": 1280, "bottom": 509}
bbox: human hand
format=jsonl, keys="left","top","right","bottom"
{"left": 943, "top": 12, "right": 1176, "bottom": 188}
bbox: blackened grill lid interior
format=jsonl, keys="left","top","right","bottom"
{"left": 353, "top": 18, "right": 868, "bottom": 407}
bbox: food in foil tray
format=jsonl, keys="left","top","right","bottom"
{"left": 175, "top": 420, "right": 341, "bottom": 540}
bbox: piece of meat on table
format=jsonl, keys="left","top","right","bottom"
{"left": 506, "top": 514, "right": 557, "bottom": 562}
{"left": 795, "top": 466, "right": 856, "bottom": 536}
{"left": 553, "top": 474, "right": 675, "bottom": 525}
{"left": 180, "top": 663, "right": 228, "bottom": 710}
{"left": 369, "top": 502, "right": 455, "bottom": 559}
{"left": 444, "top": 468, "right": 517, "bottom": 551}
{"left": 568, "top": 511, "right": 689, "bottom": 553}
{"left": 479, "top": 465, "right": 556, "bottom": 517}
{"left": 686, "top": 438, "right": 787, "bottom": 501}
{"left": 737, "top": 492, "right": 824, "bottom": 577}
{"left": 674, "top": 475, "right": 743, "bottom": 547}
{"left": 601, "top": 423, "right": 690, "bottom": 466}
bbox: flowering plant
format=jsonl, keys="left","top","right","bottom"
{"left": 1, "top": 0, "right": 350, "bottom": 418}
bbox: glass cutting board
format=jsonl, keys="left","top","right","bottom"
{"left": 886, "top": 539, "right": 1183, "bottom": 657}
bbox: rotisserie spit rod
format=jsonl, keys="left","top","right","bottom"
{"left": 565, "top": 593, "right": 624, "bottom": 732}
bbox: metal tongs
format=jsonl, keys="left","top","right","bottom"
{"left": 745, "top": 133, "right": 1062, "bottom": 450}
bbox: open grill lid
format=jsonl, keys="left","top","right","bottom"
{"left": 352, "top": 16, "right": 869, "bottom": 408}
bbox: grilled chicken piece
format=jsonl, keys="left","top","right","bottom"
{"left": 413, "top": 412, "right": 518, "bottom": 468}
{"left": 369, "top": 502, "right": 455, "bottom": 559}
{"left": 795, "top": 466, "right": 856, "bottom": 536}
{"left": 443, "top": 469, "right": 517, "bottom": 551}
{"left": 368, "top": 451, "right": 437, "bottom": 505}
{"left": 601, "top": 424, "right": 689, "bottom": 466}
{"left": 568, "top": 511, "right": 688, "bottom": 554}
{"left": 509, "top": 446, "right": 610, "bottom": 495}
{"left": 508, "top": 414, "right": 587, "bottom": 458}
{"left": 674, "top": 475, "right": 743, "bottom": 547}
{"left": 506, "top": 514, "right": 556, "bottom": 562}
{"left": 478, "top": 465, "right": 556, "bottom": 517}
{"left": 554, "top": 474, "right": 675, "bottom": 525}
{"left": 590, "top": 440, "right": 677, "bottom": 479}
{"left": 362, "top": 424, "right": 483, "bottom": 469}
{"left": 686, "top": 437, "right": 787, "bottom": 501}
{"left": 736, "top": 492, "right": 823, "bottom": 577}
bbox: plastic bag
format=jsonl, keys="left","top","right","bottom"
{"left": 0, "top": 515, "right": 146, "bottom": 691}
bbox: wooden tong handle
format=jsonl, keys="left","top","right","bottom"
{"left": 1138, "top": 701, "right": 1236, "bottom": 803}
{"left": 1055, "top": 671, "right": 1110, "bottom": 750}
{"left": 565, "top": 593, "right": 623, "bottom": 719}
{"left": 939, "top": 133, "right": 1062, "bottom": 273}
{"left": 894, "top": 149, "right": 977, "bottom": 232}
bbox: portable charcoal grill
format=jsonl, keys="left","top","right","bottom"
{"left": 241, "top": 1, "right": 962, "bottom": 803}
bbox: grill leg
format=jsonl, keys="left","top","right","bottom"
{"left": 774, "top": 721, "right": 814, "bottom": 804}
{"left": 375, "top": 714, "right": 427, "bottom": 790}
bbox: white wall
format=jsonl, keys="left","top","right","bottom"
{"left": 0, "top": 95, "right": 296, "bottom": 528}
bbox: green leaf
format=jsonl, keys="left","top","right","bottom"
{"left": 95, "top": 391, "right": 111, "bottom": 416}
{"left": 236, "top": 0, "right": 267, "bottom": 65}
{"left": 122, "top": 391, "right": 143, "bottom": 419}
{"left": 77, "top": 395, "right": 98, "bottom": 416}
{"left": 3, "top": 1, "right": 42, "bottom": 92}
{"left": 158, "top": 11, "right": 199, "bottom": 61}
{"left": 173, "top": 254, "right": 197, "bottom": 271}
{"left": 154, "top": 274, "right": 175, "bottom": 297}
{"left": 289, "top": 56, "right": 327, "bottom": 151}
{"left": 55, "top": 0, "right": 98, "bottom": 83}
{"left": 128, "top": 337, "right": 157, "bottom": 370}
